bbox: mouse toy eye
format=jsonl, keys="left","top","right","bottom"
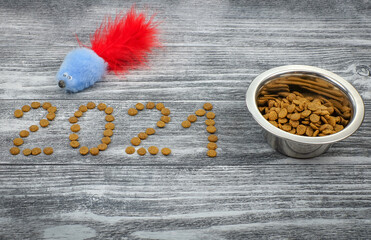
{"left": 63, "top": 73, "right": 68, "bottom": 77}
{"left": 67, "top": 75, "right": 72, "bottom": 80}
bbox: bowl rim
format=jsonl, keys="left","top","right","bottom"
{"left": 246, "top": 65, "right": 365, "bottom": 144}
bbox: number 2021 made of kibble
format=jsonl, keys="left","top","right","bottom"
{"left": 9, "top": 101, "right": 218, "bottom": 157}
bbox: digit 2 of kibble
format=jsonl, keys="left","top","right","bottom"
{"left": 10, "top": 102, "right": 217, "bottom": 157}
{"left": 10, "top": 102, "right": 57, "bottom": 156}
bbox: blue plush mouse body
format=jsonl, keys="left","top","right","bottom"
{"left": 56, "top": 48, "right": 107, "bottom": 92}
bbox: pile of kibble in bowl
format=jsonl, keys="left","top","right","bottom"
{"left": 257, "top": 75, "right": 352, "bottom": 137}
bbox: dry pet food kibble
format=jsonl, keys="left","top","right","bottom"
{"left": 98, "top": 143, "right": 108, "bottom": 151}
{"left": 69, "top": 116, "right": 78, "bottom": 123}
{"left": 131, "top": 137, "right": 141, "bottom": 146}
{"left": 69, "top": 133, "right": 79, "bottom": 141}
{"left": 87, "top": 102, "right": 96, "bottom": 109}
{"left": 97, "top": 103, "right": 107, "bottom": 111}
{"left": 125, "top": 146, "right": 135, "bottom": 154}
{"left": 19, "top": 130, "right": 29, "bottom": 138}
{"left": 207, "top": 150, "right": 217, "bottom": 157}
{"left": 161, "top": 108, "right": 170, "bottom": 116}
{"left": 146, "top": 128, "right": 156, "bottom": 135}
{"left": 43, "top": 147, "right": 54, "bottom": 155}
{"left": 128, "top": 108, "right": 138, "bottom": 116}
{"left": 31, "top": 102, "right": 41, "bottom": 109}
{"left": 187, "top": 115, "right": 197, "bottom": 123}
{"left": 156, "top": 103, "right": 165, "bottom": 111}
{"left": 74, "top": 111, "right": 83, "bottom": 118}
{"left": 181, "top": 120, "right": 191, "bottom": 128}
{"left": 43, "top": 102, "right": 52, "bottom": 110}
{"left": 13, "top": 138, "right": 24, "bottom": 146}
{"left": 79, "top": 105, "right": 88, "bottom": 112}
{"left": 157, "top": 120, "right": 166, "bottom": 128}
{"left": 39, "top": 119, "right": 50, "bottom": 128}
{"left": 31, "top": 147, "right": 42, "bottom": 155}
{"left": 70, "top": 141, "right": 80, "bottom": 148}
{"left": 23, "top": 148, "right": 32, "bottom": 156}
{"left": 105, "top": 123, "right": 115, "bottom": 130}
{"left": 70, "top": 124, "right": 80, "bottom": 132}
{"left": 146, "top": 102, "right": 155, "bottom": 109}
{"left": 137, "top": 147, "right": 147, "bottom": 156}
{"left": 79, "top": 146, "right": 89, "bottom": 155}
{"left": 105, "top": 115, "right": 115, "bottom": 122}
{"left": 138, "top": 132, "right": 148, "bottom": 140}
{"left": 22, "top": 105, "right": 31, "bottom": 112}
{"left": 208, "top": 135, "right": 218, "bottom": 142}
{"left": 10, "top": 147, "right": 20, "bottom": 155}
{"left": 90, "top": 147, "right": 100, "bottom": 156}
{"left": 161, "top": 116, "right": 171, "bottom": 123}
{"left": 203, "top": 103, "right": 213, "bottom": 111}
{"left": 195, "top": 109, "right": 206, "bottom": 116}
{"left": 29, "top": 125, "right": 39, "bottom": 132}
{"left": 148, "top": 146, "right": 159, "bottom": 155}
{"left": 135, "top": 103, "right": 145, "bottom": 110}
{"left": 257, "top": 76, "right": 352, "bottom": 137}
{"left": 105, "top": 107, "right": 114, "bottom": 114}
{"left": 14, "top": 109, "right": 23, "bottom": 118}
{"left": 101, "top": 137, "right": 111, "bottom": 145}
{"left": 161, "top": 148, "right": 171, "bottom": 156}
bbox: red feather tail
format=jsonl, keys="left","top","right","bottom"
{"left": 86, "top": 6, "right": 160, "bottom": 73}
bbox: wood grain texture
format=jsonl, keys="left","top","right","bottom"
{"left": 0, "top": 0, "right": 370, "bottom": 239}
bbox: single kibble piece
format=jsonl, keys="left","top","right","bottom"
{"left": 156, "top": 103, "right": 165, "bottom": 111}
{"left": 208, "top": 135, "right": 218, "bottom": 142}
{"left": 14, "top": 109, "right": 23, "bottom": 118}
{"left": 157, "top": 121, "right": 166, "bottom": 128}
{"left": 103, "top": 129, "right": 113, "bottom": 137}
{"left": 23, "top": 148, "right": 32, "bottom": 156}
{"left": 19, "top": 130, "right": 29, "bottom": 138}
{"left": 309, "top": 113, "right": 320, "bottom": 123}
{"left": 161, "top": 115, "right": 171, "bottom": 123}
{"left": 268, "top": 111, "right": 278, "bottom": 121}
{"left": 105, "top": 107, "right": 114, "bottom": 115}
{"left": 131, "top": 137, "right": 141, "bottom": 146}
{"left": 138, "top": 132, "right": 148, "bottom": 140}
{"left": 181, "top": 120, "right": 191, "bottom": 128}
{"left": 146, "top": 102, "right": 155, "bottom": 109}
{"left": 278, "top": 108, "right": 288, "bottom": 118}
{"left": 87, "top": 102, "right": 96, "bottom": 109}
{"left": 10, "top": 147, "right": 20, "bottom": 155}
{"left": 125, "top": 146, "right": 135, "bottom": 154}
{"left": 69, "top": 133, "right": 79, "bottom": 141}
{"left": 74, "top": 111, "right": 83, "bottom": 118}
{"left": 207, "top": 142, "right": 218, "bottom": 150}
{"left": 205, "top": 119, "right": 215, "bottom": 126}
{"left": 70, "top": 141, "right": 80, "bottom": 148}
{"left": 101, "top": 137, "right": 111, "bottom": 145}
{"left": 13, "top": 138, "right": 24, "bottom": 146}
{"left": 105, "top": 115, "right": 115, "bottom": 122}
{"left": 195, "top": 109, "right": 206, "bottom": 116}
{"left": 137, "top": 147, "right": 147, "bottom": 156}
{"left": 22, "top": 105, "right": 31, "bottom": 112}
{"left": 203, "top": 103, "right": 213, "bottom": 111}
{"left": 105, "top": 122, "right": 115, "bottom": 130}
{"left": 31, "top": 102, "right": 41, "bottom": 109}
{"left": 206, "top": 126, "right": 217, "bottom": 134}
{"left": 206, "top": 112, "right": 216, "bottom": 119}
{"left": 98, "top": 143, "right": 108, "bottom": 151}
{"left": 146, "top": 128, "right": 156, "bottom": 135}
{"left": 90, "top": 147, "right": 99, "bottom": 156}
{"left": 135, "top": 103, "right": 145, "bottom": 111}
{"left": 29, "top": 125, "right": 39, "bottom": 132}
{"left": 47, "top": 106, "right": 57, "bottom": 113}
{"left": 31, "top": 147, "right": 42, "bottom": 155}
{"left": 128, "top": 108, "right": 138, "bottom": 116}
{"left": 282, "top": 124, "right": 292, "bottom": 132}
{"left": 148, "top": 146, "right": 159, "bottom": 155}
{"left": 69, "top": 116, "right": 78, "bottom": 123}
{"left": 40, "top": 119, "right": 50, "bottom": 128}
{"left": 70, "top": 124, "right": 81, "bottom": 132}
{"left": 161, "top": 108, "right": 171, "bottom": 116}
{"left": 290, "top": 113, "right": 301, "bottom": 121}
{"left": 46, "top": 113, "right": 56, "bottom": 121}
{"left": 79, "top": 105, "right": 88, "bottom": 112}
{"left": 296, "top": 125, "right": 307, "bottom": 135}
{"left": 97, "top": 103, "right": 107, "bottom": 111}
{"left": 42, "top": 102, "right": 52, "bottom": 110}
{"left": 161, "top": 148, "right": 171, "bottom": 156}
{"left": 207, "top": 150, "right": 217, "bottom": 157}
{"left": 79, "top": 146, "right": 89, "bottom": 155}
{"left": 43, "top": 147, "right": 53, "bottom": 155}
{"left": 187, "top": 115, "right": 197, "bottom": 123}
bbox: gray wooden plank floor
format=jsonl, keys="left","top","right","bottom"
{"left": 1, "top": 0, "right": 370, "bottom": 239}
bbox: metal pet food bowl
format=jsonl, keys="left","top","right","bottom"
{"left": 246, "top": 65, "right": 365, "bottom": 158}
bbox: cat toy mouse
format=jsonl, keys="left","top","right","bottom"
{"left": 56, "top": 6, "right": 160, "bottom": 92}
